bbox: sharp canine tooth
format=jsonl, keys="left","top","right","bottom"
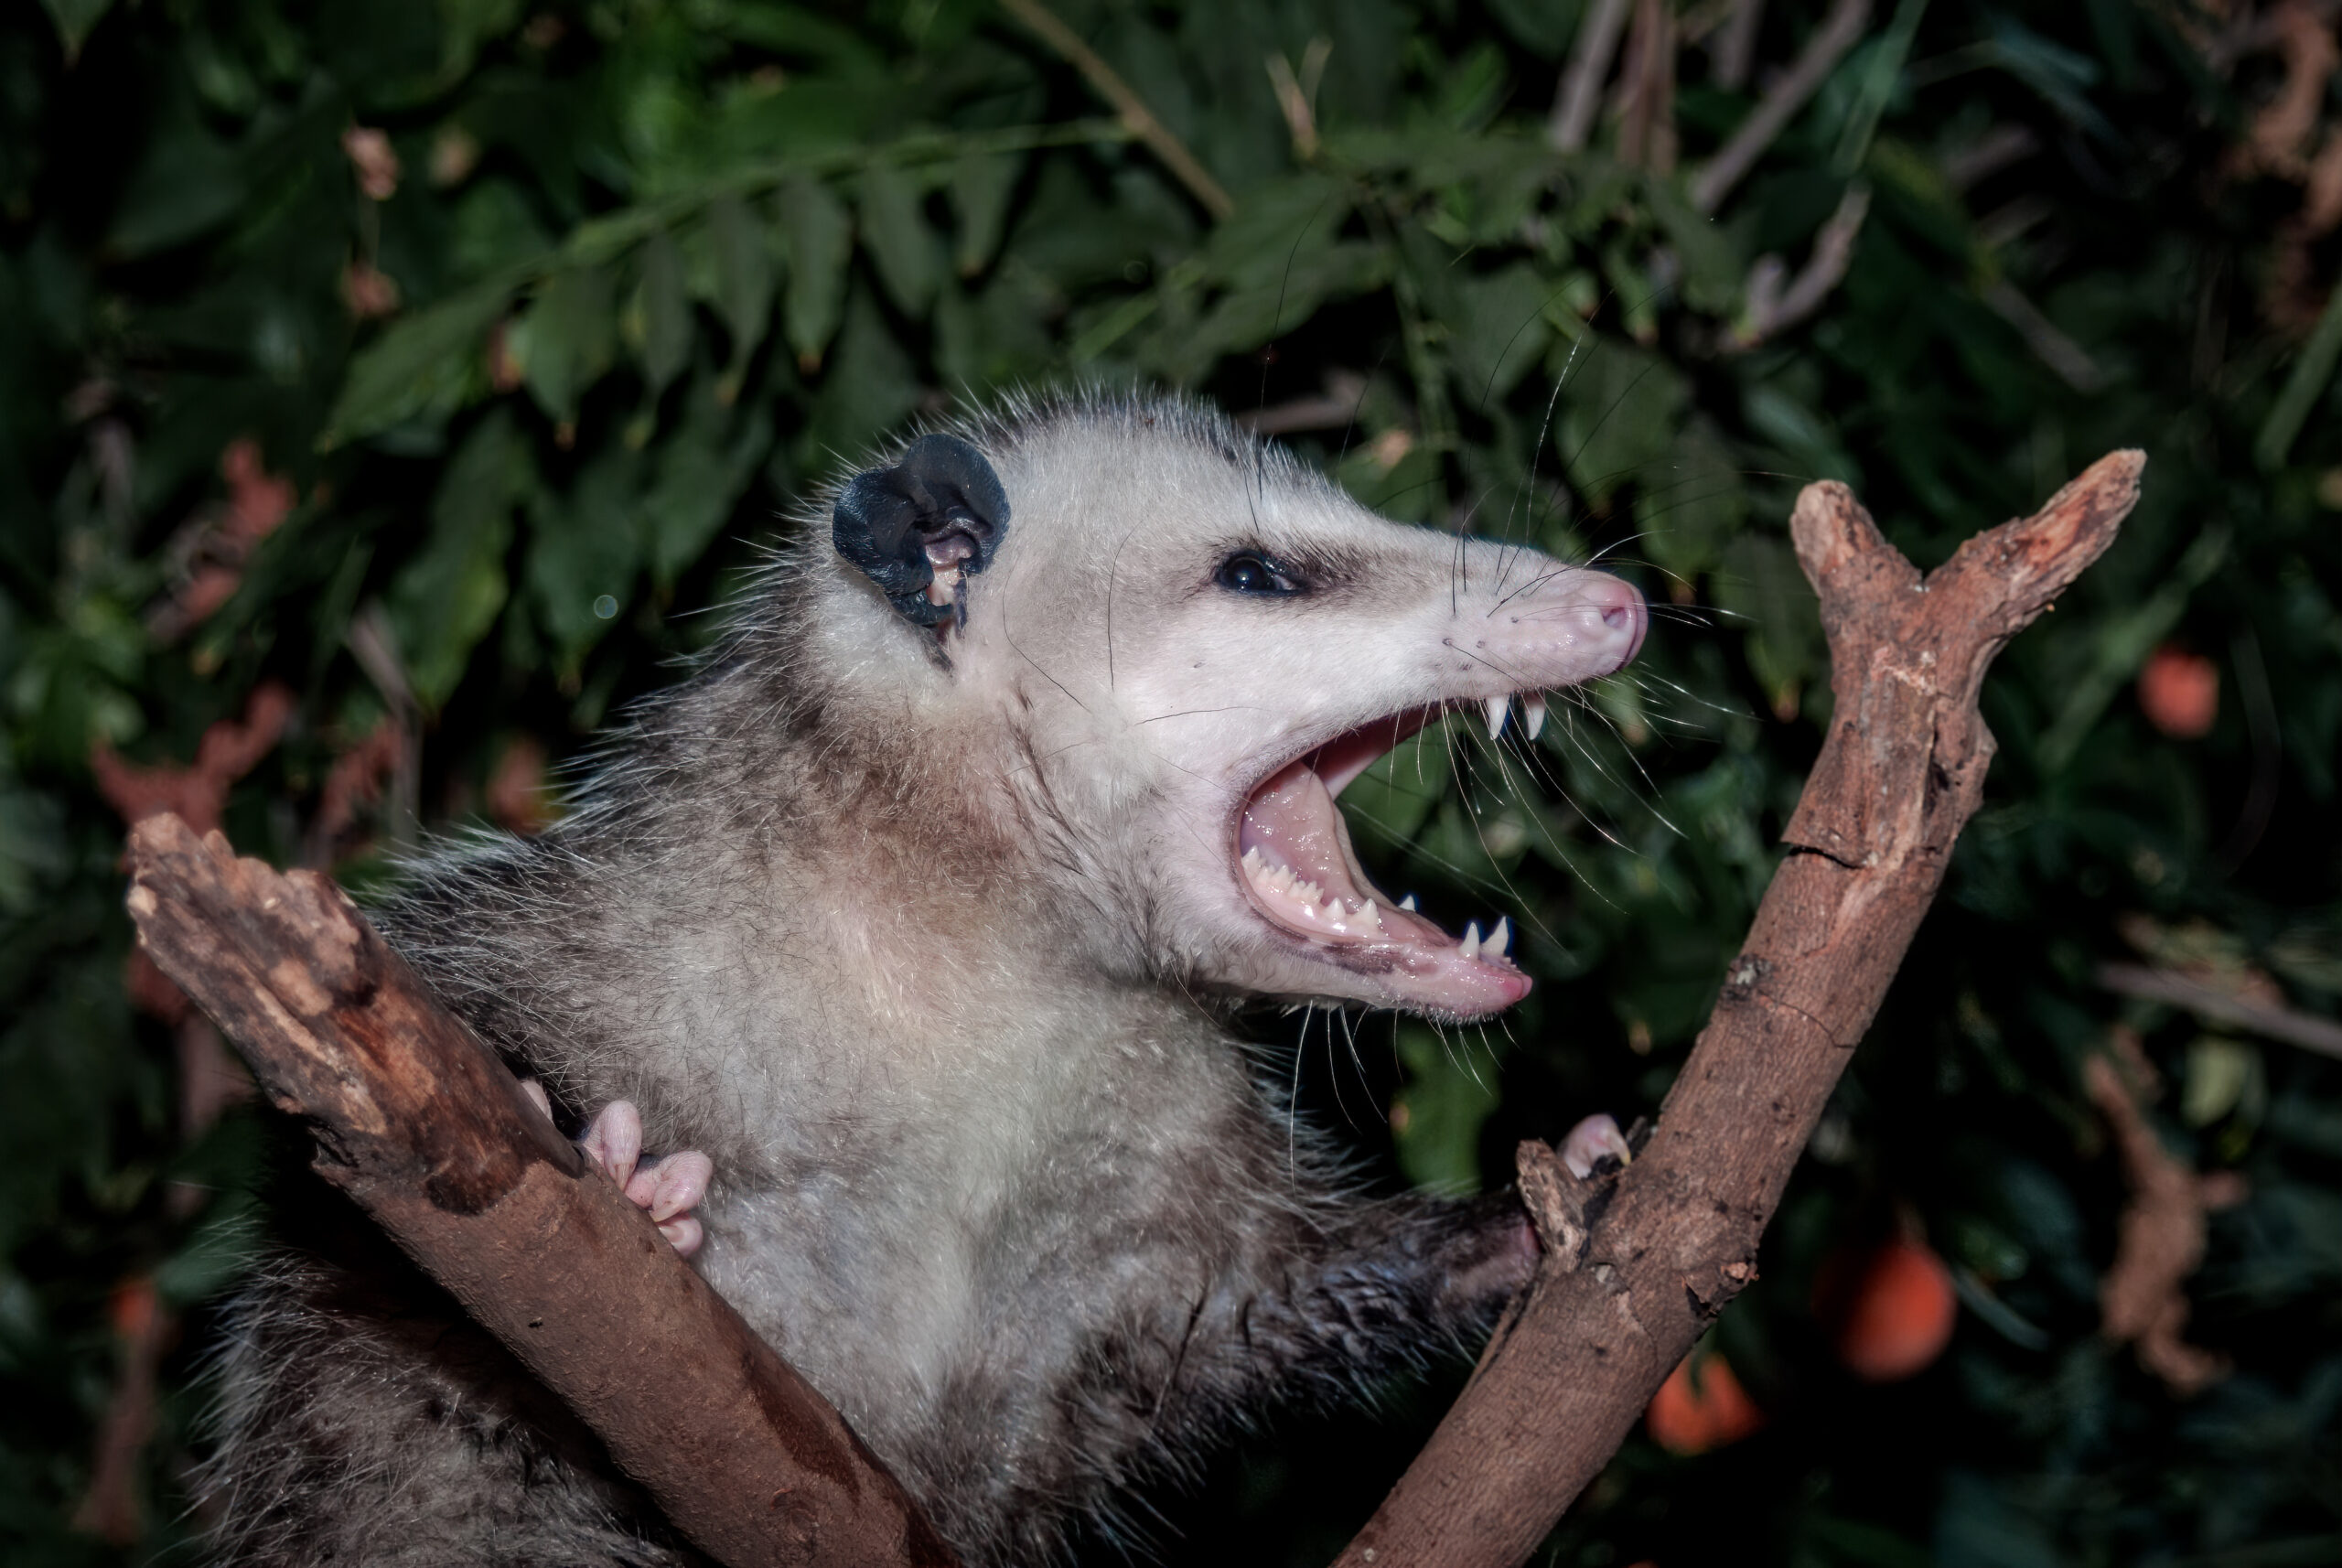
{"left": 1399, "top": 895, "right": 1418, "bottom": 912}
{"left": 1489, "top": 917, "right": 1510, "bottom": 958}
{"left": 1461, "top": 921, "right": 1482, "bottom": 959}
{"left": 1523, "top": 693, "right": 1547, "bottom": 741}
{"left": 1484, "top": 696, "right": 1509, "bottom": 739}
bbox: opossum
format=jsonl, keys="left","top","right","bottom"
{"left": 196, "top": 391, "right": 1646, "bottom": 1567}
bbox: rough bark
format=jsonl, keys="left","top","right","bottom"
{"left": 1330, "top": 451, "right": 2146, "bottom": 1568}
{"left": 124, "top": 814, "right": 958, "bottom": 1568}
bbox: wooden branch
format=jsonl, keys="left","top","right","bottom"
{"left": 2098, "top": 961, "right": 2342, "bottom": 1059}
{"left": 997, "top": 0, "right": 1234, "bottom": 220}
{"left": 1728, "top": 179, "right": 1871, "bottom": 350}
{"left": 125, "top": 815, "right": 956, "bottom": 1568}
{"left": 1332, "top": 452, "right": 2146, "bottom": 1568}
{"left": 1550, "top": 0, "right": 1633, "bottom": 153}
{"left": 1689, "top": 0, "right": 1870, "bottom": 214}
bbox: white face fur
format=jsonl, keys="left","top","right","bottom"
{"left": 817, "top": 404, "right": 1646, "bottom": 1025}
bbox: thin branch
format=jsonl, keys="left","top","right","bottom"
{"left": 1728, "top": 179, "right": 1871, "bottom": 349}
{"left": 2085, "top": 1035, "right": 2246, "bottom": 1398}
{"left": 1710, "top": 0, "right": 1767, "bottom": 90}
{"left": 2098, "top": 962, "right": 2342, "bottom": 1060}
{"left": 1330, "top": 451, "right": 2145, "bottom": 1568}
{"left": 1689, "top": 0, "right": 1871, "bottom": 213}
{"left": 1613, "top": 0, "right": 1679, "bottom": 173}
{"left": 997, "top": 0, "right": 1234, "bottom": 220}
{"left": 1982, "top": 278, "right": 2109, "bottom": 392}
{"left": 1550, "top": 0, "right": 1634, "bottom": 152}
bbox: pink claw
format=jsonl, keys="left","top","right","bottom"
{"left": 1560, "top": 1112, "right": 1631, "bottom": 1179}
{"left": 579, "top": 1101, "right": 712, "bottom": 1259}
{"left": 581, "top": 1101, "right": 645, "bottom": 1189}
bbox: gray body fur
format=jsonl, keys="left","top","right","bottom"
{"left": 197, "top": 393, "right": 1642, "bottom": 1566}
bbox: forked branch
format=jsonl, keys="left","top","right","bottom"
{"left": 1329, "top": 450, "right": 2145, "bottom": 1568}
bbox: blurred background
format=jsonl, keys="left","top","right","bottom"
{"left": 5, "top": 0, "right": 2341, "bottom": 1563}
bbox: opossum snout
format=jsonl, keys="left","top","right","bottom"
{"left": 1580, "top": 574, "right": 1648, "bottom": 670}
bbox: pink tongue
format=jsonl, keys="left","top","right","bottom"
{"left": 1239, "top": 760, "right": 1451, "bottom": 947}
{"left": 1239, "top": 760, "right": 1351, "bottom": 886}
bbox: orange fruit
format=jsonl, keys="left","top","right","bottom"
{"left": 1646, "top": 1351, "right": 1765, "bottom": 1455}
{"left": 1832, "top": 1237, "right": 1958, "bottom": 1381}
{"left": 2139, "top": 645, "right": 2218, "bottom": 738}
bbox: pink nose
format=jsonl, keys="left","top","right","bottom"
{"left": 1582, "top": 575, "right": 1648, "bottom": 670}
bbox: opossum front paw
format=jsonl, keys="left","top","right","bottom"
{"left": 582, "top": 1101, "right": 714, "bottom": 1259}
{"left": 1559, "top": 1112, "right": 1631, "bottom": 1179}
{"left": 519, "top": 1082, "right": 713, "bottom": 1258}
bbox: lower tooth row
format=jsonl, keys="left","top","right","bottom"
{"left": 1241, "top": 847, "right": 1384, "bottom": 934}
{"left": 1242, "top": 848, "right": 1510, "bottom": 956}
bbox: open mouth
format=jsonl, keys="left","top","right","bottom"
{"left": 1233, "top": 697, "right": 1548, "bottom": 1018}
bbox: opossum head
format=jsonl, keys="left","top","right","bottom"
{"left": 811, "top": 394, "right": 1644, "bottom": 1025}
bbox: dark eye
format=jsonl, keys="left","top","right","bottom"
{"left": 1214, "top": 551, "right": 1302, "bottom": 596}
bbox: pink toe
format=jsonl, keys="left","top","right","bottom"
{"left": 639, "top": 1152, "right": 713, "bottom": 1222}
{"left": 658, "top": 1216, "right": 704, "bottom": 1258}
{"left": 581, "top": 1101, "right": 644, "bottom": 1189}
{"left": 1560, "top": 1113, "right": 1630, "bottom": 1179}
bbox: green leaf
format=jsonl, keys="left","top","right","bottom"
{"left": 513, "top": 265, "right": 618, "bottom": 426}
{"left": 1717, "top": 533, "right": 1824, "bottom": 716}
{"left": 38, "top": 0, "right": 114, "bottom": 60}
{"left": 105, "top": 112, "right": 247, "bottom": 257}
{"left": 623, "top": 231, "right": 693, "bottom": 402}
{"left": 1639, "top": 420, "right": 1746, "bottom": 583}
{"left": 1391, "top": 1026, "right": 1501, "bottom": 1196}
{"left": 1648, "top": 183, "right": 1748, "bottom": 317}
{"left": 1452, "top": 263, "right": 1556, "bottom": 409}
{"left": 2182, "top": 1037, "right": 2260, "bottom": 1128}
{"left": 1741, "top": 381, "right": 1859, "bottom": 485}
{"left": 800, "top": 285, "right": 919, "bottom": 462}
{"left": 525, "top": 444, "right": 645, "bottom": 671}
{"left": 950, "top": 151, "right": 1023, "bottom": 278}
{"left": 698, "top": 198, "right": 777, "bottom": 378}
{"left": 325, "top": 281, "right": 511, "bottom": 448}
{"left": 777, "top": 177, "right": 852, "bottom": 371}
{"left": 858, "top": 164, "right": 941, "bottom": 317}
{"left": 0, "top": 788, "right": 68, "bottom": 916}
{"left": 642, "top": 376, "right": 773, "bottom": 589}
{"left": 1557, "top": 335, "right": 1689, "bottom": 503}
{"left": 2036, "top": 525, "right": 2228, "bottom": 770}
{"left": 439, "top": 0, "right": 526, "bottom": 81}
{"left": 1482, "top": 0, "right": 1582, "bottom": 58}
{"left": 386, "top": 409, "right": 528, "bottom": 709}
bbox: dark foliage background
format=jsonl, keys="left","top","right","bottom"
{"left": 5, "top": 0, "right": 2341, "bottom": 1563}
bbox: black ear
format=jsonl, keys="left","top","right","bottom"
{"left": 833, "top": 434, "right": 1011, "bottom": 629}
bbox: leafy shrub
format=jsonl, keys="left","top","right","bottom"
{"left": 3, "top": 0, "right": 2338, "bottom": 1563}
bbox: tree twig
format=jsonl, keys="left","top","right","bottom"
{"left": 1689, "top": 0, "right": 1871, "bottom": 213}
{"left": 2097, "top": 961, "right": 2342, "bottom": 1060}
{"left": 1728, "top": 178, "right": 1871, "bottom": 349}
{"left": 1613, "top": 0, "right": 1679, "bottom": 173}
{"left": 2084, "top": 1033, "right": 2246, "bottom": 1398}
{"left": 124, "top": 815, "right": 957, "bottom": 1568}
{"left": 1710, "top": 0, "right": 1767, "bottom": 90}
{"left": 1982, "top": 278, "right": 2109, "bottom": 393}
{"left": 996, "top": 0, "right": 1234, "bottom": 220}
{"left": 1550, "top": 0, "right": 1634, "bottom": 152}
{"left": 1330, "top": 451, "right": 2145, "bottom": 1568}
